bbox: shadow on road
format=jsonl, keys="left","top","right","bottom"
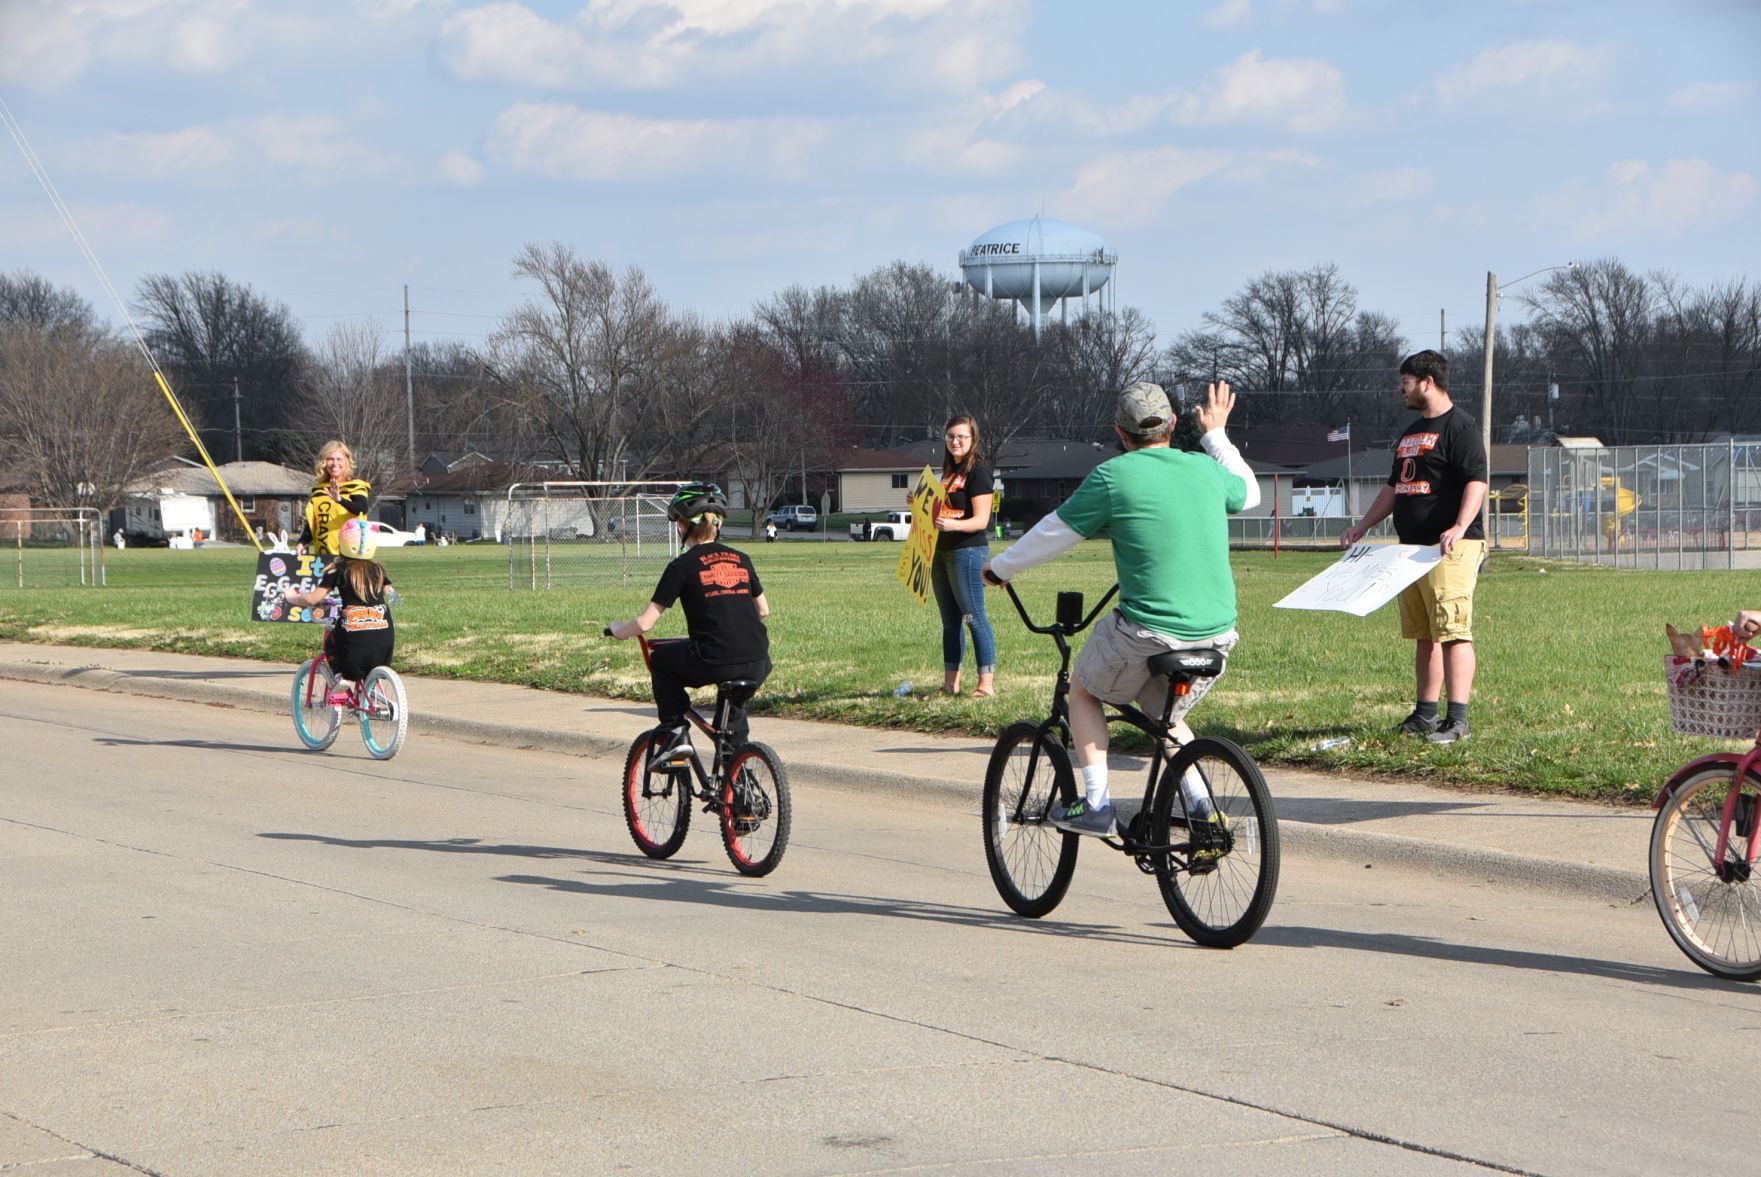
{"left": 1258, "top": 923, "right": 1750, "bottom": 993}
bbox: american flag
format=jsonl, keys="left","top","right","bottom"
{"left": 1327, "top": 424, "right": 1350, "bottom": 443}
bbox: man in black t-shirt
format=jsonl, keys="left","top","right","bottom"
{"left": 607, "top": 484, "right": 771, "bottom": 747}
{"left": 1341, "top": 351, "right": 1489, "bottom": 744}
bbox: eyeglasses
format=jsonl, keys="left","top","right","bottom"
{"left": 945, "top": 432, "right": 972, "bottom": 441}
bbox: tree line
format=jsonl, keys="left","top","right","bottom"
{"left": 1, "top": 250, "right": 1755, "bottom": 518}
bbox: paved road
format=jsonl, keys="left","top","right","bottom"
{"left": 3, "top": 678, "right": 1756, "bottom": 1177}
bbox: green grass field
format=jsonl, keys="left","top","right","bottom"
{"left": 0, "top": 538, "right": 1748, "bottom": 802}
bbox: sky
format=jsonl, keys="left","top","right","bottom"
{"left": 1, "top": 0, "right": 1757, "bottom": 366}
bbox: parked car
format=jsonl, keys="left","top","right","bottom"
{"left": 765, "top": 505, "right": 819, "bottom": 532}
{"left": 850, "top": 510, "right": 911, "bottom": 541}
{"left": 363, "top": 520, "right": 421, "bottom": 548}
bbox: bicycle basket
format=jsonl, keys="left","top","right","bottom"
{"left": 1665, "top": 655, "right": 1761, "bottom": 739}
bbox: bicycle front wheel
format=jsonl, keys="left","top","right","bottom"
{"left": 358, "top": 667, "right": 408, "bottom": 760}
{"left": 622, "top": 730, "right": 691, "bottom": 859}
{"left": 1651, "top": 766, "right": 1761, "bottom": 981}
{"left": 1152, "top": 736, "right": 1279, "bottom": 948}
{"left": 722, "top": 743, "right": 791, "bottom": 877}
{"left": 290, "top": 659, "right": 341, "bottom": 751}
{"left": 981, "top": 721, "right": 1079, "bottom": 918}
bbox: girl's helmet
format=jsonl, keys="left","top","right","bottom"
{"left": 337, "top": 517, "right": 378, "bottom": 560}
{"left": 666, "top": 482, "right": 728, "bottom": 523}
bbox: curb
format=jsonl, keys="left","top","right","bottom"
{"left": 0, "top": 657, "right": 1651, "bottom": 904}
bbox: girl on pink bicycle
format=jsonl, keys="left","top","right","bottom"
{"left": 284, "top": 517, "right": 397, "bottom": 691}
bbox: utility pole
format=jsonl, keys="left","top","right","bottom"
{"left": 233, "top": 377, "right": 243, "bottom": 463}
{"left": 1440, "top": 308, "right": 1445, "bottom": 352}
{"left": 404, "top": 285, "right": 416, "bottom": 476}
{"left": 1481, "top": 272, "right": 1497, "bottom": 464}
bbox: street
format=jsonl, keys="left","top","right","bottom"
{"left": 2, "top": 677, "right": 1754, "bottom": 1177}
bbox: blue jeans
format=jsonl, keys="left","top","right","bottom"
{"left": 931, "top": 545, "right": 996, "bottom": 676}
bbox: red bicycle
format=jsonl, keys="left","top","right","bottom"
{"left": 608, "top": 631, "right": 791, "bottom": 876}
{"left": 1652, "top": 655, "right": 1761, "bottom": 979}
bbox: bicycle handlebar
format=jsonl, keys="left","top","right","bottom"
{"left": 999, "top": 580, "right": 1119, "bottom": 637}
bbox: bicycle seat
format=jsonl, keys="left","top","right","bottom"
{"left": 716, "top": 679, "right": 760, "bottom": 706}
{"left": 1147, "top": 648, "right": 1226, "bottom": 681}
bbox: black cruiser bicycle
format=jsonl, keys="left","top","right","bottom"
{"left": 980, "top": 583, "right": 1279, "bottom": 947}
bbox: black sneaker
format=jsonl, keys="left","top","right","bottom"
{"left": 649, "top": 725, "right": 693, "bottom": 769}
{"left": 1396, "top": 712, "right": 1441, "bottom": 736}
{"left": 1426, "top": 717, "right": 1471, "bottom": 745}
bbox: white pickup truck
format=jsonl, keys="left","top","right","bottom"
{"left": 850, "top": 510, "right": 912, "bottom": 541}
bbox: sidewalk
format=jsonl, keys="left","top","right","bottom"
{"left": 0, "top": 640, "right": 1654, "bottom": 903}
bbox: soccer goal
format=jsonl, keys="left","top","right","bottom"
{"left": 502, "top": 481, "right": 687, "bottom": 589}
{"left": 1, "top": 506, "right": 106, "bottom": 589}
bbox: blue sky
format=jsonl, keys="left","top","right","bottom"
{"left": 1, "top": 0, "right": 1756, "bottom": 358}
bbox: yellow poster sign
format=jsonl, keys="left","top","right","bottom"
{"left": 896, "top": 466, "right": 948, "bottom": 604}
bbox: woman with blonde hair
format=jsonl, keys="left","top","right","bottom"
{"left": 297, "top": 440, "right": 371, "bottom": 556}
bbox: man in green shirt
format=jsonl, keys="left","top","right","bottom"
{"left": 985, "top": 381, "right": 1256, "bottom": 835}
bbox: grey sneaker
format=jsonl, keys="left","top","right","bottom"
{"left": 1426, "top": 717, "right": 1471, "bottom": 745}
{"left": 1050, "top": 799, "right": 1117, "bottom": 837}
{"left": 1396, "top": 711, "right": 1441, "bottom": 736}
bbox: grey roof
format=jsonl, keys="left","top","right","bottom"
{"left": 127, "top": 461, "right": 312, "bottom": 497}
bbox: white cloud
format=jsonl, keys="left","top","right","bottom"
{"left": 437, "top": 0, "right": 1028, "bottom": 95}
{"left": 1667, "top": 81, "right": 1756, "bottom": 113}
{"left": 485, "top": 102, "right": 828, "bottom": 184}
{"left": 1171, "top": 49, "right": 1347, "bottom": 132}
{"left": 0, "top": 0, "right": 445, "bottom": 88}
{"left": 74, "top": 114, "right": 394, "bottom": 185}
{"left": 1538, "top": 158, "right": 1755, "bottom": 238}
{"left": 435, "top": 150, "right": 486, "bottom": 187}
{"left": 1060, "top": 146, "right": 1238, "bottom": 229}
{"left": 1434, "top": 39, "right": 1610, "bottom": 113}
{"left": 1200, "top": 0, "right": 1254, "bottom": 32}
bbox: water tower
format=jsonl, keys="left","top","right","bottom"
{"left": 959, "top": 217, "right": 1116, "bottom": 336}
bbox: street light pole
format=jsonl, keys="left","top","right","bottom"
{"left": 1480, "top": 262, "right": 1577, "bottom": 462}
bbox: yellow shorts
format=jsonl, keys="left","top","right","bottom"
{"left": 1397, "top": 539, "right": 1482, "bottom": 642}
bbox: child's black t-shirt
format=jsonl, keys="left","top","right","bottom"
{"left": 1387, "top": 408, "right": 1488, "bottom": 545}
{"left": 651, "top": 542, "right": 768, "bottom": 665}
{"left": 318, "top": 563, "right": 395, "bottom": 680}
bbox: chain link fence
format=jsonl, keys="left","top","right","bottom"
{"left": 0, "top": 506, "right": 107, "bottom": 588}
{"left": 502, "top": 482, "right": 685, "bottom": 589}
{"left": 1528, "top": 442, "right": 1761, "bottom": 570}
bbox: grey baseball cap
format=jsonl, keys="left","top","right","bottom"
{"left": 1116, "top": 381, "right": 1173, "bottom": 432}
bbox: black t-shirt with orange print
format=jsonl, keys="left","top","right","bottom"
{"left": 936, "top": 463, "right": 995, "bottom": 552}
{"left": 1386, "top": 407, "right": 1488, "bottom": 545}
{"left": 651, "top": 542, "right": 769, "bottom": 665}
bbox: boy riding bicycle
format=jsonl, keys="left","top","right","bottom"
{"left": 984, "top": 381, "right": 1257, "bottom": 836}
{"left": 606, "top": 484, "right": 771, "bottom": 753}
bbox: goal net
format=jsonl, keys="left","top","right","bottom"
{"left": 0, "top": 506, "right": 107, "bottom": 589}
{"left": 502, "top": 481, "right": 687, "bottom": 589}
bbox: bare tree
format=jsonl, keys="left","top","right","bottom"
{"left": 0, "top": 322, "right": 188, "bottom": 515}
{"left": 134, "top": 271, "right": 307, "bottom": 463}
{"left": 0, "top": 270, "right": 95, "bottom": 332}
{"left": 294, "top": 321, "right": 409, "bottom": 489}
{"left": 485, "top": 243, "right": 717, "bottom": 490}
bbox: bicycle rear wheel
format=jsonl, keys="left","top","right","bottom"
{"left": 1152, "top": 736, "right": 1279, "bottom": 948}
{"left": 290, "top": 659, "right": 341, "bottom": 751}
{"left": 1651, "top": 765, "right": 1761, "bottom": 981}
{"left": 721, "top": 743, "right": 791, "bottom": 877}
{"left": 981, "top": 721, "right": 1079, "bottom": 917}
{"left": 622, "top": 730, "right": 691, "bottom": 859}
{"left": 358, "top": 667, "right": 408, "bottom": 760}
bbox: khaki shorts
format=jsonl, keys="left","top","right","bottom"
{"left": 1397, "top": 539, "right": 1483, "bottom": 642}
{"left": 1073, "top": 610, "right": 1239, "bottom": 724}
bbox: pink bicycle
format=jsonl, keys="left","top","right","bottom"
{"left": 1652, "top": 655, "right": 1761, "bottom": 980}
{"left": 291, "top": 630, "right": 408, "bottom": 760}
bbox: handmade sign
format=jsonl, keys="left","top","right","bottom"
{"left": 250, "top": 551, "right": 335, "bottom": 624}
{"left": 1273, "top": 543, "right": 1441, "bottom": 617}
{"left": 896, "top": 467, "right": 948, "bottom": 604}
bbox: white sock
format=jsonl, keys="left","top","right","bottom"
{"left": 1081, "top": 763, "right": 1109, "bottom": 809}
{"left": 1180, "top": 767, "right": 1213, "bottom": 818}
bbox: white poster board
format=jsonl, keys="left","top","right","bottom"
{"left": 158, "top": 494, "right": 212, "bottom": 533}
{"left": 1274, "top": 543, "right": 1441, "bottom": 617}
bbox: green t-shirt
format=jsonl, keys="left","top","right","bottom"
{"left": 1057, "top": 447, "right": 1247, "bottom": 640}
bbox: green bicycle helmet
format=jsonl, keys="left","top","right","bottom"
{"left": 667, "top": 482, "right": 728, "bottom": 523}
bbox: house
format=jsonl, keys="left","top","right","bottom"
{"left": 833, "top": 448, "right": 928, "bottom": 512}
{"left": 405, "top": 460, "right": 549, "bottom": 542}
{"left": 121, "top": 461, "right": 312, "bottom": 544}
